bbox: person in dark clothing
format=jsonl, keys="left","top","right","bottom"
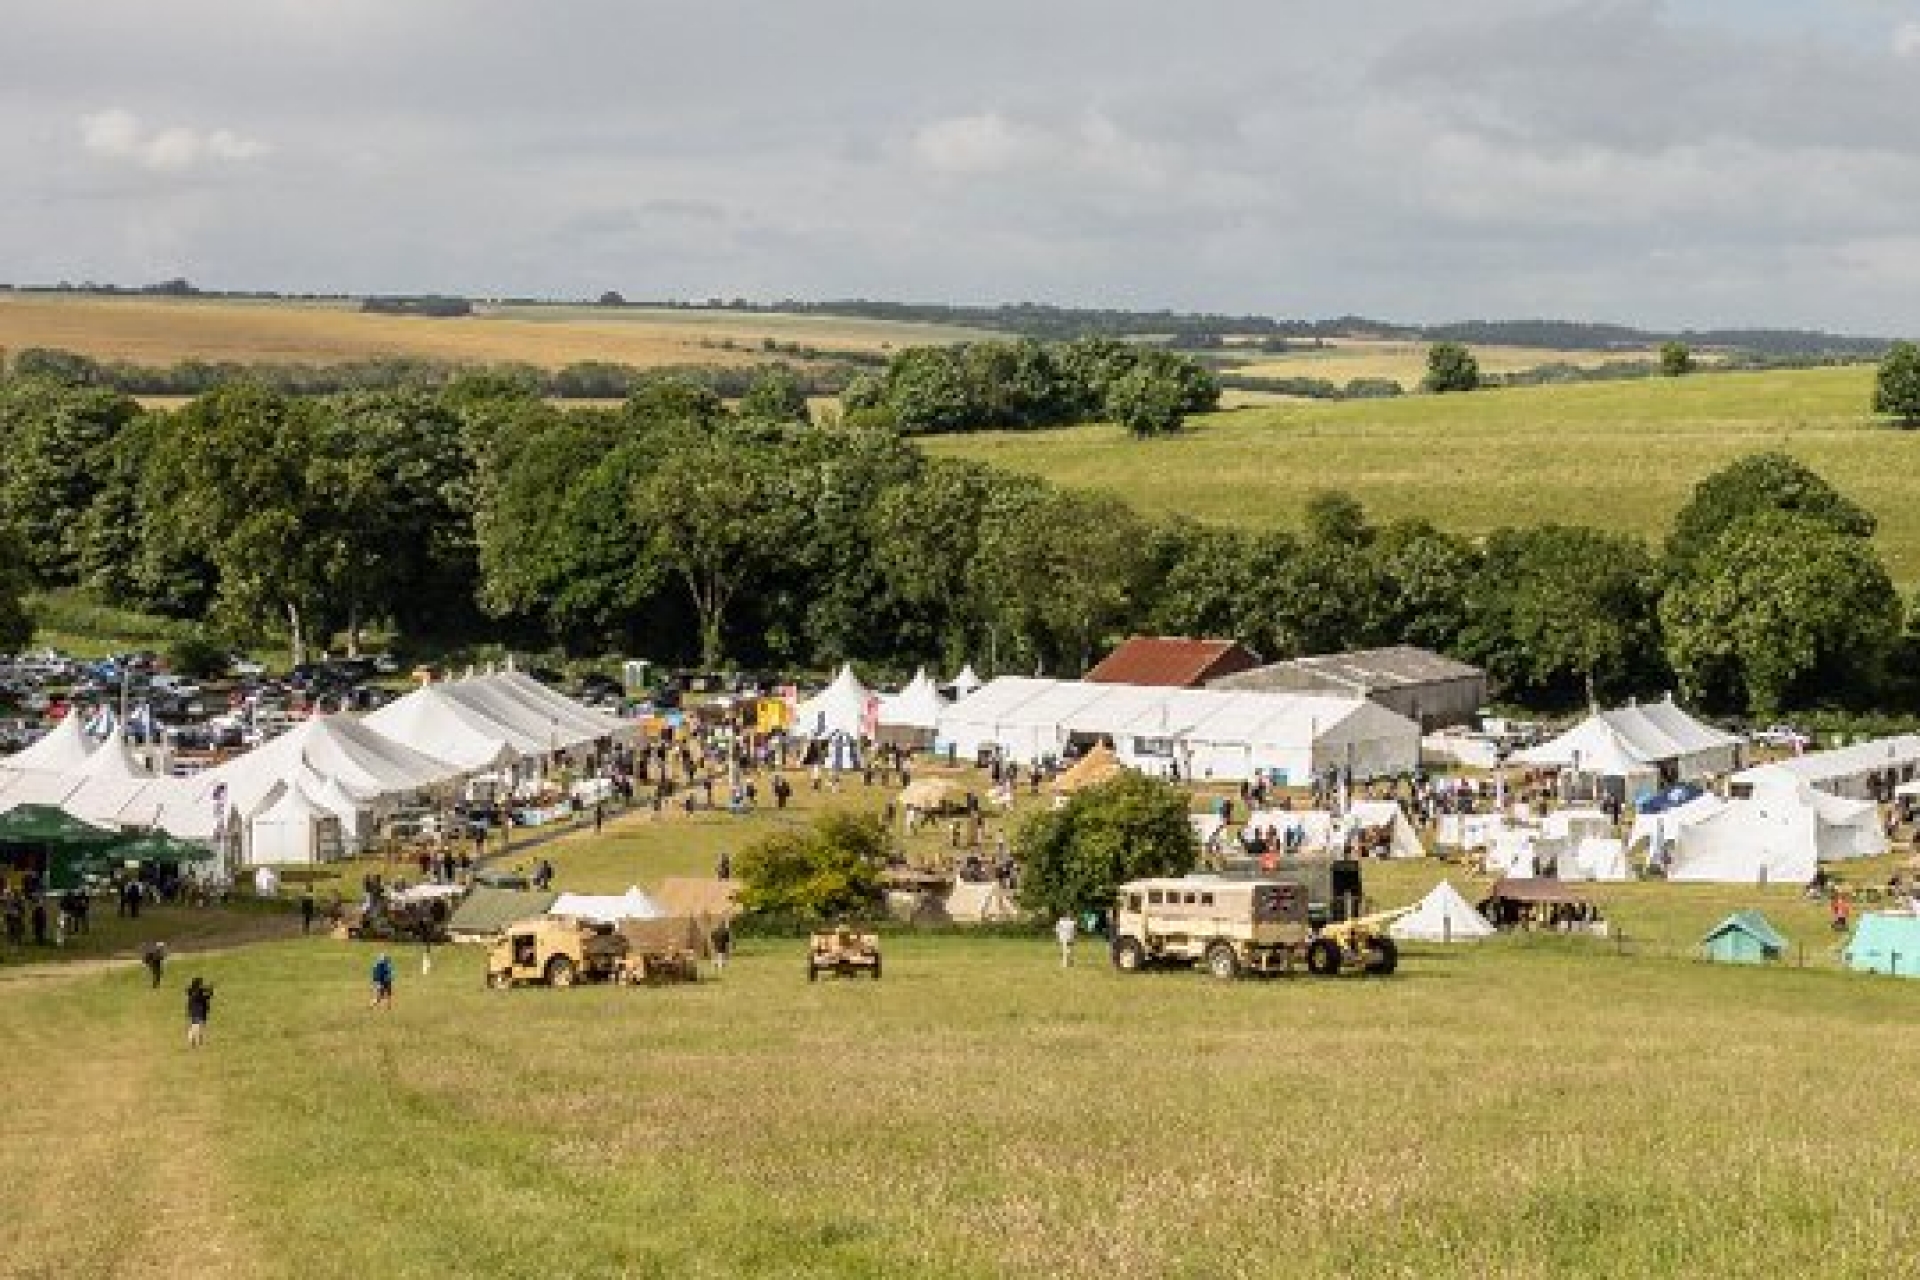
{"left": 300, "top": 888, "right": 317, "bottom": 936}
{"left": 143, "top": 941, "right": 167, "bottom": 988}
{"left": 30, "top": 900, "right": 48, "bottom": 946}
{"left": 185, "top": 978, "right": 212, "bottom": 1048}
{"left": 711, "top": 922, "right": 732, "bottom": 972}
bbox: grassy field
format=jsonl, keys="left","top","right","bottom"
{"left": 926, "top": 364, "right": 1920, "bottom": 579}
{"left": 1222, "top": 338, "right": 1669, "bottom": 386}
{"left": 0, "top": 293, "right": 993, "bottom": 372}
{"left": 8, "top": 772, "right": 1920, "bottom": 1277}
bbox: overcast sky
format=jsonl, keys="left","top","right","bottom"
{"left": 6, "top": 0, "right": 1920, "bottom": 333}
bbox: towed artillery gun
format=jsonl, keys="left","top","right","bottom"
{"left": 807, "top": 925, "right": 881, "bottom": 981}
{"left": 487, "top": 916, "right": 699, "bottom": 989}
{"left": 1111, "top": 875, "right": 1409, "bottom": 981}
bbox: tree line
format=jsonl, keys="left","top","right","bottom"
{"left": 0, "top": 366, "right": 1914, "bottom": 718}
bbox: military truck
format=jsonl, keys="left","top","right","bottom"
{"left": 1110, "top": 876, "right": 1403, "bottom": 980}
{"left": 486, "top": 916, "right": 699, "bottom": 988}
{"left": 807, "top": 926, "right": 881, "bottom": 981}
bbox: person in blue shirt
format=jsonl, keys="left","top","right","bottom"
{"left": 370, "top": 953, "right": 395, "bottom": 1010}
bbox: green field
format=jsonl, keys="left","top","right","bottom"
{"left": 927, "top": 365, "right": 1920, "bottom": 580}
{"left": 11, "top": 777, "right": 1920, "bottom": 1278}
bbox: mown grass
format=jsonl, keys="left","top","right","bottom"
{"left": 25, "top": 588, "right": 192, "bottom": 660}
{"left": 9, "top": 766, "right": 1920, "bottom": 1277}
{"left": 928, "top": 365, "right": 1920, "bottom": 580}
{"left": 9, "top": 911, "right": 1920, "bottom": 1279}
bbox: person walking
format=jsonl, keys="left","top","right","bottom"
{"left": 1054, "top": 914, "right": 1077, "bottom": 969}
{"left": 300, "top": 887, "right": 317, "bottom": 936}
{"left": 143, "top": 940, "right": 167, "bottom": 988}
{"left": 370, "top": 952, "right": 395, "bottom": 1010}
{"left": 185, "top": 977, "right": 212, "bottom": 1048}
{"left": 711, "top": 921, "right": 732, "bottom": 973}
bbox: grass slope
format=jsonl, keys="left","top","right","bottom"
{"left": 928, "top": 365, "right": 1920, "bottom": 579}
{"left": 8, "top": 776, "right": 1919, "bottom": 1277}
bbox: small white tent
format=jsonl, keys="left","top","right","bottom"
{"left": 793, "top": 664, "right": 873, "bottom": 739}
{"left": 876, "top": 668, "right": 946, "bottom": 746}
{"left": 1391, "top": 881, "right": 1494, "bottom": 942}
{"left": 3, "top": 714, "right": 95, "bottom": 773}
{"left": 246, "top": 778, "right": 341, "bottom": 867}
{"left": 946, "top": 879, "right": 1021, "bottom": 923}
{"left": 548, "top": 886, "right": 665, "bottom": 923}
{"left": 1345, "top": 801, "right": 1427, "bottom": 859}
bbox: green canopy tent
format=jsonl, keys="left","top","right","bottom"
{"left": 110, "top": 830, "right": 215, "bottom": 867}
{"left": 0, "top": 805, "right": 124, "bottom": 892}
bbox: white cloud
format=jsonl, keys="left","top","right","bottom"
{"left": 911, "top": 112, "right": 1045, "bottom": 176}
{"left": 79, "top": 108, "right": 268, "bottom": 172}
{"left": 1896, "top": 21, "right": 1920, "bottom": 59}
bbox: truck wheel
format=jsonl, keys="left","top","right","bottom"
{"left": 1363, "top": 936, "right": 1399, "bottom": 976}
{"left": 546, "top": 956, "right": 575, "bottom": 988}
{"left": 871, "top": 958, "right": 882, "bottom": 981}
{"left": 807, "top": 960, "right": 818, "bottom": 982}
{"left": 1113, "top": 937, "right": 1147, "bottom": 973}
{"left": 1204, "top": 941, "right": 1240, "bottom": 982}
{"left": 487, "top": 969, "right": 511, "bottom": 990}
{"left": 1305, "top": 938, "right": 1343, "bottom": 977}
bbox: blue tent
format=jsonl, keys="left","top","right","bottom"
{"left": 1701, "top": 910, "right": 1789, "bottom": 965}
{"left": 1844, "top": 913, "right": 1920, "bottom": 978}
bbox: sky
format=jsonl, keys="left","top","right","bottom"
{"left": 6, "top": 0, "right": 1920, "bottom": 333}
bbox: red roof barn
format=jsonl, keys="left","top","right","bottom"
{"left": 1085, "top": 637, "right": 1261, "bottom": 688}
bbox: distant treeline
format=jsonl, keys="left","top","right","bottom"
{"left": 0, "top": 346, "right": 866, "bottom": 400}
{"left": 360, "top": 295, "right": 473, "bottom": 317}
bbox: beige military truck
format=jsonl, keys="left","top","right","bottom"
{"left": 807, "top": 926, "right": 881, "bottom": 981}
{"left": 485, "top": 915, "right": 708, "bottom": 988}
{"left": 1111, "top": 876, "right": 1402, "bottom": 980}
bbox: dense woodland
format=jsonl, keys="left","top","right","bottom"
{"left": 0, "top": 352, "right": 1916, "bottom": 719}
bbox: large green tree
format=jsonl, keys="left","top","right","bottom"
{"left": 1463, "top": 525, "right": 1664, "bottom": 705}
{"left": 1422, "top": 342, "right": 1480, "bottom": 394}
{"left": 1661, "top": 511, "right": 1901, "bottom": 716}
{"left": 1017, "top": 773, "right": 1196, "bottom": 920}
{"left": 1666, "top": 452, "right": 1875, "bottom": 574}
{"left": 1874, "top": 340, "right": 1920, "bottom": 427}
{"left": 0, "top": 377, "right": 140, "bottom": 584}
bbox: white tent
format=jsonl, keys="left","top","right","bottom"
{"left": 492, "top": 670, "right": 627, "bottom": 744}
{"left": 936, "top": 677, "right": 1419, "bottom": 782}
{"left": 75, "top": 726, "right": 151, "bottom": 782}
{"left": 1516, "top": 697, "right": 1740, "bottom": 789}
{"left": 1346, "top": 800, "right": 1427, "bottom": 859}
{"left": 1391, "top": 880, "right": 1494, "bottom": 942}
{"left": 246, "top": 778, "right": 341, "bottom": 867}
{"left": 200, "top": 714, "right": 465, "bottom": 816}
{"left": 1563, "top": 837, "right": 1631, "bottom": 882}
{"left": 793, "top": 664, "right": 874, "bottom": 740}
{"left": 363, "top": 684, "right": 522, "bottom": 773}
{"left": 945, "top": 880, "right": 1021, "bottom": 923}
{"left": 948, "top": 664, "right": 983, "bottom": 701}
{"left": 1662, "top": 779, "right": 1883, "bottom": 885}
{"left": 1627, "top": 793, "right": 1725, "bottom": 865}
{"left": 1734, "top": 734, "right": 1920, "bottom": 802}
{"left": 548, "top": 886, "right": 665, "bottom": 923}
{"left": 3, "top": 715, "right": 95, "bottom": 773}
{"left": 877, "top": 668, "right": 947, "bottom": 734}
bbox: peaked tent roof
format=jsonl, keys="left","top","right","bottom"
{"left": 793, "top": 664, "right": 872, "bottom": 739}
{"left": 4, "top": 714, "right": 96, "bottom": 773}
{"left": 1515, "top": 698, "right": 1739, "bottom": 778}
{"left": 1702, "top": 909, "right": 1789, "bottom": 950}
{"left": 948, "top": 664, "right": 983, "bottom": 699}
{"left": 1391, "top": 880, "right": 1494, "bottom": 942}
{"left": 493, "top": 670, "right": 625, "bottom": 741}
{"left": 548, "top": 885, "right": 665, "bottom": 923}
{"left": 363, "top": 684, "right": 522, "bottom": 772}
{"left": 75, "top": 726, "right": 151, "bottom": 782}
{"left": 878, "top": 668, "right": 947, "bottom": 731}
{"left": 200, "top": 714, "right": 465, "bottom": 814}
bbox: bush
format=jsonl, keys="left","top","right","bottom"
{"left": 735, "top": 810, "right": 886, "bottom": 920}
{"left": 1016, "top": 772, "right": 1196, "bottom": 920}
